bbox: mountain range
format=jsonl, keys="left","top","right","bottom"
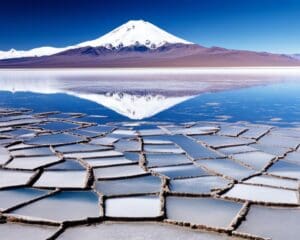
{"left": 0, "top": 20, "right": 299, "bottom": 67}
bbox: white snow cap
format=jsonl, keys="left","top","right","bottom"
{"left": 77, "top": 20, "right": 192, "bottom": 49}
{"left": 0, "top": 20, "right": 192, "bottom": 60}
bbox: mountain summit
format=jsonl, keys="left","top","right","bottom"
{"left": 76, "top": 20, "right": 192, "bottom": 49}
{"left": 0, "top": 20, "right": 191, "bottom": 60}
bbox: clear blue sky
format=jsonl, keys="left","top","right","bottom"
{"left": 0, "top": 0, "right": 299, "bottom": 53}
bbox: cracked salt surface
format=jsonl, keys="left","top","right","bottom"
{"left": 0, "top": 107, "right": 300, "bottom": 239}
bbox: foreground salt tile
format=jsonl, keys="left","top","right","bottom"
{"left": 37, "top": 121, "right": 79, "bottom": 131}
{"left": 217, "top": 145, "right": 257, "bottom": 155}
{"left": 239, "top": 126, "right": 271, "bottom": 140}
{"left": 64, "top": 150, "right": 123, "bottom": 159}
{"left": 166, "top": 196, "right": 242, "bottom": 229}
{"left": 25, "top": 133, "right": 84, "bottom": 145}
{"left": 0, "top": 188, "right": 49, "bottom": 211}
{"left": 34, "top": 170, "right": 87, "bottom": 188}
{"left": 231, "top": 151, "right": 275, "bottom": 170}
{"left": 217, "top": 125, "right": 248, "bottom": 137}
{"left": 10, "top": 146, "right": 53, "bottom": 157}
{"left": 0, "top": 146, "right": 10, "bottom": 164}
{"left": 0, "top": 222, "right": 57, "bottom": 240}
{"left": 196, "top": 159, "right": 256, "bottom": 180}
{"left": 57, "top": 222, "right": 228, "bottom": 240}
{"left": 105, "top": 195, "right": 161, "bottom": 218}
{"left": 89, "top": 136, "right": 119, "bottom": 146}
{"left": 223, "top": 183, "right": 298, "bottom": 204}
{"left": 45, "top": 160, "right": 85, "bottom": 170}
{"left": 95, "top": 175, "right": 162, "bottom": 196}
{"left": 267, "top": 160, "right": 300, "bottom": 179}
{"left": 5, "top": 155, "right": 62, "bottom": 170}
{"left": 236, "top": 205, "right": 300, "bottom": 240}
{"left": 283, "top": 151, "right": 300, "bottom": 164}
{"left": 55, "top": 143, "right": 111, "bottom": 153}
{"left": 170, "top": 176, "right": 231, "bottom": 194}
{"left": 244, "top": 175, "right": 298, "bottom": 189}
{"left": 114, "top": 139, "right": 141, "bottom": 152}
{"left": 258, "top": 134, "right": 300, "bottom": 149}
{"left": 84, "top": 155, "right": 138, "bottom": 167}
{"left": 93, "top": 164, "right": 147, "bottom": 179}
{"left": 144, "top": 144, "right": 184, "bottom": 154}
{"left": 10, "top": 191, "right": 100, "bottom": 222}
{"left": 193, "top": 135, "right": 254, "bottom": 148}
{"left": 250, "top": 143, "right": 290, "bottom": 157}
{"left": 151, "top": 164, "right": 209, "bottom": 179}
{"left": 0, "top": 169, "right": 34, "bottom": 188}
{"left": 145, "top": 153, "right": 191, "bottom": 167}
{"left": 169, "top": 135, "right": 223, "bottom": 159}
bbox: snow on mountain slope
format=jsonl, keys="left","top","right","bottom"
{"left": 76, "top": 20, "right": 192, "bottom": 49}
{"left": 0, "top": 20, "right": 192, "bottom": 60}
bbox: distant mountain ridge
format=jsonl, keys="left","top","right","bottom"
{"left": 0, "top": 20, "right": 299, "bottom": 67}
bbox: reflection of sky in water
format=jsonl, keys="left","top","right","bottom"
{"left": 0, "top": 82, "right": 300, "bottom": 127}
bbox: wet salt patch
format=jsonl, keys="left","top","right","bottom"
{"left": 56, "top": 222, "right": 227, "bottom": 240}
{"left": 271, "top": 128, "right": 300, "bottom": 138}
{"left": 223, "top": 183, "right": 298, "bottom": 204}
{"left": 236, "top": 206, "right": 300, "bottom": 240}
{"left": 25, "top": 133, "right": 84, "bottom": 145}
{"left": 0, "top": 169, "right": 34, "bottom": 188}
{"left": 144, "top": 144, "right": 184, "bottom": 154}
{"left": 231, "top": 151, "right": 275, "bottom": 170}
{"left": 93, "top": 164, "right": 146, "bottom": 179}
{"left": 283, "top": 151, "right": 300, "bottom": 165}
{"left": 5, "top": 155, "right": 61, "bottom": 170}
{"left": 250, "top": 143, "right": 290, "bottom": 157}
{"left": 150, "top": 164, "right": 209, "bottom": 179}
{"left": 142, "top": 136, "right": 173, "bottom": 144}
{"left": 0, "top": 222, "right": 57, "bottom": 240}
{"left": 239, "top": 126, "right": 271, "bottom": 140}
{"left": 169, "top": 135, "right": 223, "bottom": 159}
{"left": 5, "top": 128, "right": 37, "bottom": 139}
{"left": 10, "top": 146, "right": 53, "bottom": 157}
{"left": 54, "top": 143, "right": 111, "bottom": 153}
{"left": 111, "top": 129, "right": 137, "bottom": 136}
{"left": 38, "top": 122, "right": 80, "bottom": 131}
{"left": 105, "top": 195, "right": 161, "bottom": 218}
{"left": 0, "top": 146, "right": 11, "bottom": 164}
{"left": 7, "top": 143, "right": 37, "bottom": 151}
{"left": 96, "top": 175, "right": 162, "bottom": 196}
{"left": 10, "top": 191, "right": 100, "bottom": 222}
{"left": 258, "top": 134, "right": 300, "bottom": 148}
{"left": 166, "top": 196, "right": 242, "bottom": 228}
{"left": 0, "top": 188, "right": 48, "bottom": 211}
{"left": 244, "top": 175, "right": 298, "bottom": 189}
{"left": 64, "top": 150, "right": 123, "bottom": 159}
{"left": 0, "top": 138, "right": 17, "bottom": 146}
{"left": 45, "top": 160, "right": 85, "bottom": 170}
{"left": 138, "top": 128, "right": 166, "bottom": 136}
{"left": 114, "top": 139, "right": 141, "bottom": 152}
{"left": 34, "top": 170, "right": 87, "bottom": 188}
{"left": 217, "top": 126, "right": 248, "bottom": 137}
{"left": 81, "top": 125, "right": 115, "bottom": 134}
{"left": 163, "top": 126, "right": 218, "bottom": 135}
{"left": 193, "top": 135, "right": 254, "bottom": 148}
{"left": 196, "top": 159, "right": 256, "bottom": 180}
{"left": 217, "top": 145, "right": 257, "bottom": 155}
{"left": 145, "top": 153, "right": 191, "bottom": 167}
{"left": 267, "top": 160, "right": 300, "bottom": 179}
{"left": 0, "top": 118, "right": 42, "bottom": 128}
{"left": 70, "top": 129, "right": 102, "bottom": 138}
{"left": 170, "top": 176, "right": 231, "bottom": 194}
{"left": 85, "top": 156, "right": 138, "bottom": 167}
{"left": 0, "top": 127, "right": 13, "bottom": 132}
{"left": 0, "top": 114, "right": 33, "bottom": 122}
{"left": 89, "top": 137, "right": 119, "bottom": 146}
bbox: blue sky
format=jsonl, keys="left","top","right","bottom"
{"left": 0, "top": 0, "right": 299, "bottom": 53}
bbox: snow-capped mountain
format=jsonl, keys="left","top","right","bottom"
{"left": 0, "top": 20, "right": 191, "bottom": 60}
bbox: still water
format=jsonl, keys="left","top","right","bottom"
{"left": 0, "top": 69, "right": 300, "bottom": 127}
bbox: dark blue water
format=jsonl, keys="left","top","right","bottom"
{"left": 1, "top": 82, "right": 300, "bottom": 127}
